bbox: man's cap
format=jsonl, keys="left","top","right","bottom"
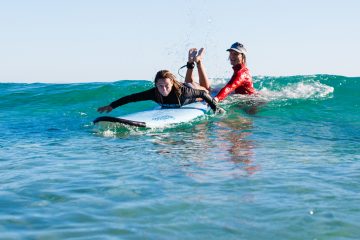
{"left": 227, "top": 42, "right": 247, "bottom": 54}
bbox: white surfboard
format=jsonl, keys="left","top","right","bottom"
{"left": 93, "top": 101, "right": 209, "bottom": 128}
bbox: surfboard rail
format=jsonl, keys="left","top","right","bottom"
{"left": 93, "top": 116, "right": 146, "bottom": 127}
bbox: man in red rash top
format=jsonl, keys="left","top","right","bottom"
{"left": 214, "top": 42, "right": 255, "bottom": 102}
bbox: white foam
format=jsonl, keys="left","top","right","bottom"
{"left": 258, "top": 81, "right": 334, "bottom": 101}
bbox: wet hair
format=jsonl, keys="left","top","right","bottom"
{"left": 240, "top": 53, "right": 247, "bottom": 65}
{"left": 154, "top": 70, "right": 182, "bottom": 104}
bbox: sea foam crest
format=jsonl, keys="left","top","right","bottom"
{"left": 258, "top": 81, "right": 334, "bottom": 101}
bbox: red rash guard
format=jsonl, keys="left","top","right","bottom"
{"left": 215, "top": 64, "right": 255, "bottom": 101}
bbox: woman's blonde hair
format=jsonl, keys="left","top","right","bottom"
{"left": 154, "top": 70, "right": 182, "bottom": 104}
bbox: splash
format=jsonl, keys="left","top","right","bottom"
{"left": 216, "top": 77, "right": 335, "bottom": 108}
{"left": 258, "top": 80, "right": 334, "bottom": 101}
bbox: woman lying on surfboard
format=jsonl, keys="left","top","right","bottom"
{"left": 97, "top": 69, "right": 225, "bottom": 114}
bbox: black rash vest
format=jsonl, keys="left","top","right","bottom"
{"left": 109, "top": 85, "right": 219, "bottom": 112}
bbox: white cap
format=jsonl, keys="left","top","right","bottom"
{"left": 227, "top": 42, "right": 247, "bottom": 54}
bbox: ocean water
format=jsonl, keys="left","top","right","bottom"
{"left": 1, "top": 75, "right": 359, "bottom": 239}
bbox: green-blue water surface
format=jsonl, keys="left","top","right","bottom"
{"left": 0, "top": 75, "right": 359, "bottom": 239}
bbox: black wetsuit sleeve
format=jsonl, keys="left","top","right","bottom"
{"left": 182, "top": 87, "right": 219, "bottom": 112}
{"left": 109, "top": 88, "right": 156, "bottom": 109}
{"left": 197, "top": 91, "right": 219, "bottom": 112}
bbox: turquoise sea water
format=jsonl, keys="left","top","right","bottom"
{"left": 1, "top": 75, "right": 359, "bottom": 239}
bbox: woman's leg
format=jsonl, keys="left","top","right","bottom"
{"left": 195, "top": 48, "right": 211, "bottom": 91}
{"left": 185, "top": 48, "right": 197, "bottom": 84}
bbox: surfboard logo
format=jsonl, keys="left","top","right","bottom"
{"left": 152, "top": 115, "right": 175, "bottom": 121}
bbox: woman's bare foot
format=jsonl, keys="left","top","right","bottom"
{"left": 188, "top": 48, "right": 197, "bottom": 63}
{"left": 195, "top": 48, "right": 205, "bottom": 63}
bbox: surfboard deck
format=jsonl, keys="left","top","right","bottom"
{"left": 93, "top": 101, "right": 209, "bottom": 128}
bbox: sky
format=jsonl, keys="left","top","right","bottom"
{"left": 1, "top": 0, "right": 359, "bottom": 83}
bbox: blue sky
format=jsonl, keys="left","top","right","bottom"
{"left": 1, "top": 0, "right": 359, "bottom": 83}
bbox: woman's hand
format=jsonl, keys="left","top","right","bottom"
{"left": 97, "top": 105, "right": 113, "bottom": 113}
{"left": 215, "top": 107, "right": 225, "bottom": 115}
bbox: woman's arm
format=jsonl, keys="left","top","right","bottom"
{"left": 215, "top": 72, "right": 244, "bottom": 102}
{"left": 184, "top": 87, "right": 224, "bottom": 114}
{"left": 97, "top": 88, "right": 156, "bottom": 113}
